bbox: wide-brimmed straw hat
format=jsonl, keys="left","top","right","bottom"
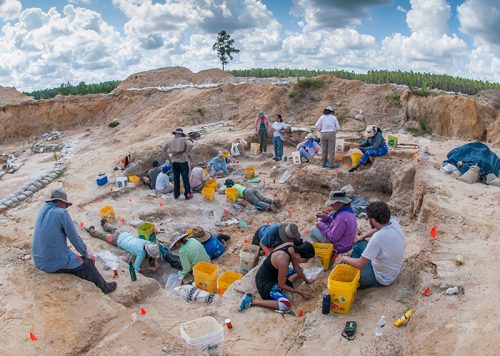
{"left": 325, "top": 191, "right": 352, "bottom": 206}
{"left": 192, "top": 227, "right": 211, "bottom": 243}
{"left": 278, "top": 223, "right": 300, "bottom": 242}
{"left": 172, "top": 128, "right": 186, "bottom": 136}
{"left": 46, "top": 188, "right": 72, "bottom": 206}
{"left": 167, "top": 232, "right": 188, "bottom": 249}
{"left": 144, "top": 243, "right": 160, "bottom": 258}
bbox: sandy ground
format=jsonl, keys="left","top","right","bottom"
{"left": 0, "top": 117, "right": 499, "bottom": 356}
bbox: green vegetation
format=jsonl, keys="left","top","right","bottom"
{"left": 289, "top": 78, "right": 325, "bottom": 99}
{"left": 230, "top": 68, "right": 500, "bottom": 95}
{"left": 24, "top": 80, "right": 121, "bottom": 100}
{"left": 387, "top": 94, "right": 402, "bottom": 107}
{"left": 212, "top": 31, "right": 240, "bottom": 71}
{"left": 407, "top": 117, "right": 432, "bottom": 136}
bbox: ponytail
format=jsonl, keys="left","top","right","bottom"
{"left": 293, "top": 239, "right": 315, "bottom": 259}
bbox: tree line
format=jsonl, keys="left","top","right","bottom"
{"left": 24, "top": 80, "right": 121, "bottom": 100}
{"left": 230, "top": 68, "right": 500, "bottom": 95}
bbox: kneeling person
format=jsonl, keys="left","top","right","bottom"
{"left": 339, "top": 201, "right": 405, "bottom": 288}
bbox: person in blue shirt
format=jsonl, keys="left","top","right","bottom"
{"left": 208, "top": 154, "right": 228, "bottom": 177}
{"left": 191, "top": 227, "right": 227, "bottom": 260}
{"left": 32, "top": 189, "right": 117, "bottom": 294}
{"left": 251, "top": 223, "right": 301, "bottom": 253}
{"left": 85, "top": 221, "right": 161, "bottom": 274}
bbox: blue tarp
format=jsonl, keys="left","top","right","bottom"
{"left": 443, "top": 142, "right": 500, "bottom": 177}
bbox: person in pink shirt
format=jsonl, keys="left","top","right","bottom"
{"left": 255, "top": 111, "right": 270, "bottom": 154}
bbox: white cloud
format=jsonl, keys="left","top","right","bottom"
{"left": 0, "top": 0, "right": 21, "bottom": 21}
{"left": 406, "top": 0, "right": 450, "bottom": 35}
{"left": 396, "top": 5, "right": 407, "bottom": 14}
{"left": 68, "top": 0, "right": 96, "bottom": 4}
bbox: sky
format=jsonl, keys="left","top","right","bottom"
{"left": 0, "top": 0, "right": 499, "bottom": 91}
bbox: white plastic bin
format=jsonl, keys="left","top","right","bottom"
{"left": 180, "top": 316, "right": 224, "bottom": 356}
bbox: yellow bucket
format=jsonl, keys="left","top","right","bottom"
{"left": 225, "top": 187, "right": 238, "bottom": 202}
{"left": 244, "top": 166, "right": 256, "bottom": 179}
{"left": 351, "top": 152, "right": 363, "bottom": 167}
{"left": 193, "top": 261, "right": 219, "bottom": 293}
{"left": 217, "top": 271, "right": 242, "bottom": 295}
{"left": 313, "top": 242, "right": 334, "bottom": 270}
{"left": 201, "top": 187, "right": 215, "bottom": 202}
{"left": 128, "top": 175, "right": 141, "bottom": 185}
{"left": 327, "top": 264, "right": 360, "bottom": 314}
{"left": 221, "top": 150, "right": 230, "bottom": 158}
{"left": 99, "top": 205, "right": 116, "bottom": 224}
{"left": 205, "top": 178, "right": 217, "bottom": 189}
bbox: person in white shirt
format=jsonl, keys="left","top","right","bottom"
{"left": 155, "top": 165, "right": 173, "bottom": 194}
{"left": 271, "top": 114, "right": 287, "bottom": 161}
{"left": 189, "top": 164, "right": 208, "bottom": 192}
{"left": 339, "top": 201, "right": 405, "bottom": 288}
{"left": 315, "top": 106, "right": 340, "bottom": 169}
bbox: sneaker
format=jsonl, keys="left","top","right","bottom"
{"left": 185, "top": 192, "right": 193, "bottom": 200}
{"left": 103, "top": 281, "right": 117, "bottom": 294}
{"left": 239, "top": 293, "right": 253, "bottom": 311}
{"left": 269, "top": 203, "right": 278, "bottom": 213}
{"left": 100, "top": 218, "right": 106, "bottom": 227}
{"left": 348, "top": 167, "right": 357, "bottom": 173}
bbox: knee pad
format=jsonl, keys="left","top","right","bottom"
{"left": 278, "top": 297, "right": 291, "bottom": 311}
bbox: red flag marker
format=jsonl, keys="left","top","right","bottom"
{"left": 110, "top": 188, "right": 113, "bottom": 192}
{"left": 336, "top": 169, "right": 340, "bottom": 174}
{"left": 422, "top": 287, "right": 431, "bottom": 296}
{"left": 29, "top": 332, "right": 38, "bottom": 342}
{"left": 305, "top": 230, "right": 310, "bottom": 235}
{"left": 223, "top": 210, "right": 229, "bottom": 215}
{"left": 430, "top": 226, "right": 437, "bottom": 239}
{"left": 409, "top": 215, "right": 414, "bottom": 220}
{"left": 98, "top": 197, "right": 103, "bottom": 203}
{"left": 159, "top": 202, "right": 164, "bottom": 208}
{"left": 325, "top": 207, "right": 332, "bottom": 213}
{"left": 80, "top": 222, "right": 84, "bottom": 228}
{"left": 287, "top": 210, "right": 292, "bottom": 217}
{"left": 243, "top": 239, "right": 249, "bottom": 244}
{"left": 107, "top": 235, "right": 113, "bottom": 243}
{"left": 140, "top": 308, "right": 147, "bottom": 315}
{"left": 121, "top": 218, "right": 125, "bottom": 225}
{"left": 298, "top": 310, "right": 304, "bottom": 317}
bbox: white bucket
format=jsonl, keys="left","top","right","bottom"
{"left": 292, "top": 151, "right": 301, "bottom": 165}
{"left": 116, "top": 177, "right": 128, "bottom": 189}
{"left": 180, "top": 316, "right": 224, "bottom": 356}
{"left": 336, "top": 139, "right": 345, "bottom": 152}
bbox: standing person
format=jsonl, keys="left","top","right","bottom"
{"left": 338, "top": 201, "right": 405, "bottom": 288}
{"left": 349, "top": 125, "right": 389, "bottom": 172}
{"left": 165, "top": 128, "right": 193, "bottom": 200}
{"left": 32, "top": 189, "right": 117, "bottom": 294}
{"left": 254, "top": 111, "right": 270, "bottom": 154}
{"left": 315, "top": 106, "right": 340, "bottom": 168}
{"left": 239, "top": 239, "right": 315, "bottom": 312}
{"left": 296, "top": 133, "right": 321, "bottom": 163}
{"left": 271, "top": 114, "right": 287, "bottom": 161}
{"left": 309, "top": 191, "right": 357, "bottom": 254}
{"left": 85, "top": 221, "right": 161, "bottom": 275}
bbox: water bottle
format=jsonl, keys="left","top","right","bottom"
{"left": 375, "top": 315, "right": 385, "bottom": 336}
{"left": 322, "top": 294, "right": 330, "bottom": 314}
{"left": 129, "top": 262, "right": 137, "bottom": 281}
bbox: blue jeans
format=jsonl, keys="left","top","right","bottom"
{"left": 351, "top": 240, "right": 382, "bottom": 289}
{"left": 273, "top": 137, "right": 283, "bottom": 159}
{"left": 358, "top": 145, "right": 388, "bottom": 166}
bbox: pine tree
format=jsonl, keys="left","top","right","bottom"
{"left": 212, "top": 31, "right": 240, "bottom": 71}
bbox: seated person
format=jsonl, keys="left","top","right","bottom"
{"left": 297, "top": 133, "right": 321, "bottom": 163}
{"left": 349, "top": 125, "right": 388, "bottom": 172}
{"left": 168, "top": 232, "right": 211, "bottom": 283}
{"left": 85, "top": 221, "right": 160, "bottom": 274}
{"left": 191, "top": 227, "right": 226, "bottom": 259}
{"left": 142, "top": 160, "right": 161, "bottom": 189}
{"left": 156, "top": 165, "right": 173, "bottom": 194}
{"left": 251, "top": 223, "right": 300, "bottom": 253}
{"left": 224, "top": 179, "right": 281, "bottom": 212}
{"left": 190, "top": 164, "right": 209, "bottom": 192}
{"left": 208, "top": 154, "right": 228, "bottom": 177}
{"left": 310, "top": 191, "right": 357, "bottom": 254}
{"left": 338, "top": 201, "right": 405, "bottom": 288}
{"left": 239, "top": 239, "right": 315, "bottom": 312}
{"left": 32, "top": 189, "right": 116, "bottom": 294}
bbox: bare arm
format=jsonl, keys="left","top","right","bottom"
{"left": 355, "top": 228, "right": 377, "bottom": 243}
{"left": 276, "top": 257, "right": 305, "bottom": 296}
{"left": 340, "top": 255, "right": 369, "bottom": 270}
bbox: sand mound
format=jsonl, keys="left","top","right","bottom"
{"left": 0, "top": 85, "right": 33, "bottom": 106}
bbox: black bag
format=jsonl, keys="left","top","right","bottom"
{"left": 163, "top": 251, "right": 182, "bottom": 270}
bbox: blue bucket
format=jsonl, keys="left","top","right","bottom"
{"left": 96, "top": 174, "right": 108, "bottom": 186}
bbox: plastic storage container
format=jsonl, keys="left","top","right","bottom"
{"left": 99, "top": 205, "right": 116, "bottom": 224}
{"left": 225, "top": 187, "right": 238, "bottom": 203}
{"left": 387, "top": 135, "right": 398, "bottom": 149}
{"left": 239, "top": 244, "right": 260, "bottom": 274}
{"left": 327, "top": 264, "right": 360, "bottom": 314}
{"left": 217, "top": 271, "right": 242, "bottom": 295}
{"left": 313, "top": 242, "right": 334, "bottom": 270}
{"left": 244, "top": 166, "right": 256, "bottom": 179}
{"left": 205, "top": 179, "right": 217, "bottom": 190}
{"left": 193, "top": 261, "right": 219, "bottom": 293}
{"left": 250, "top": 143, "right": 260, "bottom": 155}
{"left": 180, "top": 316, "right": 224, "bottom": 356}
{"left": 96, "top": 173, "right": 108, "bottom": 186}
{"left": 116, "top": 176, "right": 128, "bottom": 189}
{"left": 336, "top": 139, "right": 345, "bottom": 152}
{"left": 202, "top": 187, "right": 215, "bottom": 202}
{"left": 292, "top": 151, "right": 301, "bottom": 164}
{"left": 351, "top": 151, "right": 363, "bottom": 167}
{"left": 137, "top": 222, "right": 156, "bottom": 242}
